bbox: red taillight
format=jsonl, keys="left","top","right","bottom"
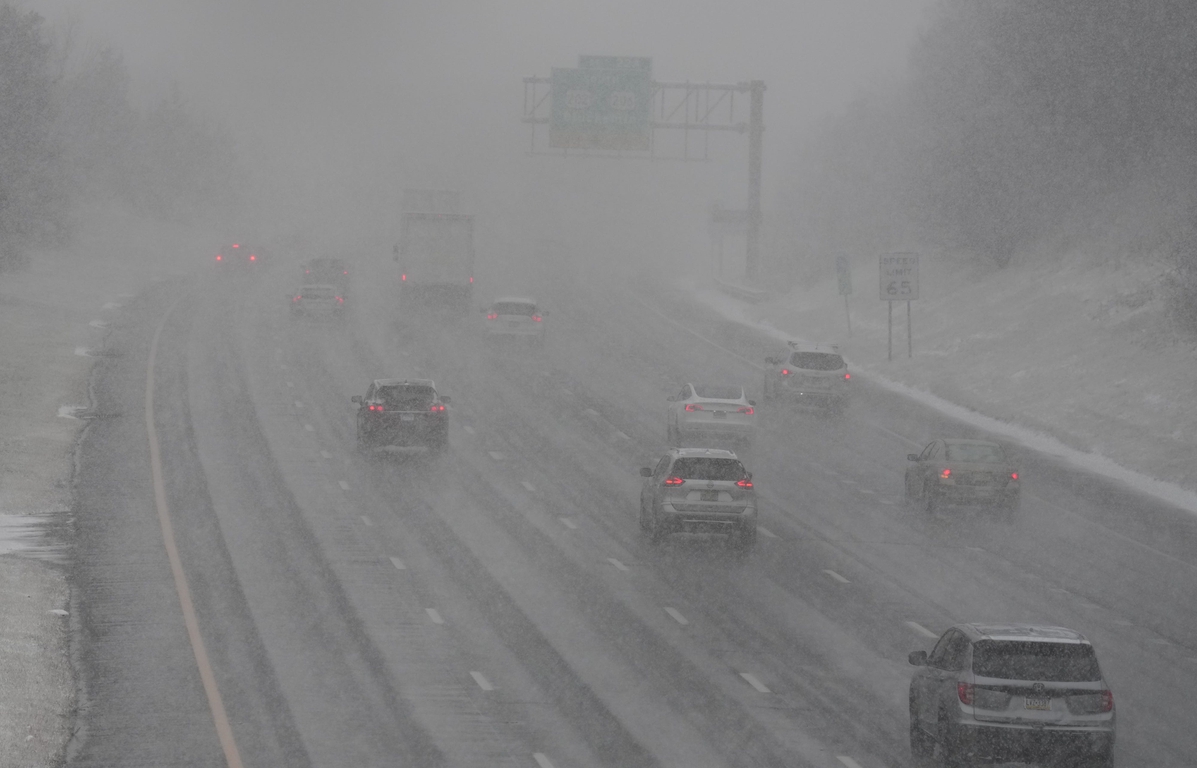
{"left": 737, "top": 406, "right": 754, "bottom": 415}
{"left": 486, "top": 313, "right": 498, "bottom": 320}
{"left": 343, "top": 270, "right": 348, "bottom": 275}
{"left": 957, "top": 682, "right": 974, "bottom": 705}
{"left": 305, "top": 269, "right": 310, "bottom": 273}
{"left": 663, "top": 476, "right": 684, "bottom": 486}
{"left": 532, "top": 315, "right": 542, "bottom": 322}
{"left": 232, "top": 244, "right": 239, "bottom": 248}
{"left": 1010, "top": 472, "right": 1019, "bottom": 481}
{"left": 401, "top": 274, "right": 407, "bottom": 281}
{"left": 293, "top": 296, "right": 301, "bottom": 302}
{"left": 940, "top": 468, "right": 951, "bottom": 479}
{"left": 368, "top": 404, "right": 384, "bottom": 412}
{"left": 430, "top": 403, "right": 446, "bottom": 412}
{"left": 216, "top": 255, "right": 222, "bottom": 261}
{"left": 249, "top": 254, "right": 256, "bottom": 261}
{"left": 844, "top": 372, "right": 851, "bottom": 380}
{"left": 781, "top": 369, "right": 791, "bottom": 376}
{"left": 1099, "top": 690, "right": 1114, "bottom": 712}
{"left": 336, "top": 296, "right": 344, "bottom": 304}
{"left": 469, "top": 276, "right": 474, "bottom": 283}
{"left": 736, "top": 478, "right": 753, "bottom": 488}
{"left": 684, "top": 403, "right": 704, "bottom": 412}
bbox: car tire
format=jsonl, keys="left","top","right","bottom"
{"left": 639, "top": 499, "right": 651, "bottom": 531}
{"left": 935, "top": 715, "right": 965, "bottom": 768}
{"left": 904, "top": 478, "right": 916, "bottom": 508}
{"left": 646, "top": 505, "right": 666, "bottom": 545}
{"left": 926, "top": 489, "right": 939, "bottom": 514}
{"left": 909, "top": 700, "right": 933, "bottom": 764}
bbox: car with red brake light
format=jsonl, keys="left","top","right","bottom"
{"left": 481, "top": 297, "right": 546, "bottom": 346}
{"left": 763, "top": 341, "right": 850, "bottom": 413}
{"left": 909, "top": 623, "right": 1115, "bottom": 767}
{"left": 214, "top": 243, "right": 264, "bottom": 270}
{"left": 352, "top": 379, "right": 449, "bottom": 453}
{"left": 638, "top": 447, "right": 757, "bottom": 550}
{"left": 905, "top": 438, "right": 1020, "bottom": 512}
{"left": 301, "top": 257, "right": 350, "bottom": 298}
{"left": 666, "top": 384, "right": 756, "bottom": 450}
{"left": 290, "top": 284, "right": 345, "bottom": 320}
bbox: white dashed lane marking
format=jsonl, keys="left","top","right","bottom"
{"left": 294, "top": 400, "right": 304, "bottom": 409}
{"left": 488, "top": 451, "right": 505, "bottom": 461}
{"left": 389, "top": 557, "right": 406, "bottom": 570}
{"left": 607, "top": 558, "right": 629, "bottom": 572}
{"left": 102, "top": 302, "right": 123, "bottom": 310}
{"left": 559, "top": 517, "right": 577, "bottom": 530}
{"left": 859, "top": 489, "right": 875, "bottom": 495}
{"left": 338, "top": 480, "right": 350, "bottom": 491}
{"left": 304, "top": 424, "right": 315, "bottom": 432}
{"left": 739, "top": 673, "right": 771, "bottom": 693}
{"left": 823, "top": 569, "right": 851, "bottom": 584}
{"left": 837, "top": 757, "right": 865, "bottom": 768}
{"left": 360, "top": 516, "right": 373, "bottom": 527}
{"left": 521, "top": 481, "right": 536, "bottom": 492}
{"left": 463, "top": 425, "right": 475, "bottom": 435}
{"left": 469, "top": 672, "right": 494, "bottom": 691}
{"left": 320, "top": 450, "right": 332, "bottom": 459}
{"left": 757, "top": 526, "right": 778, "bottom": 539}
{"left": 425, "top": 609, "right": 444, "bottom": 625}
{"left": 905, "top": 621, "right": 939, "bottom": 639}
{"left": 584, "top": 408, "right": 600, "bottom": 418}
{"left": 664, "top": 607, "right": 689, "bottom": 625}
{"left": 533, "top": 754, "right": 556, "bottom": 768}
{"left": 616, "top": 431, "right": 630, "bottom": 440}
{"left": 879, "top": 499, "right": 897, "bottom": 506}
{"left": 89, "top": 319, "right": 108, "bottom": 328}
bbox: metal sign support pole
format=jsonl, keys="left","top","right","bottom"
{"left": 745, "top": 80, "right": 765, "bottom": 283}
{"left": 907, "top": 300, "right": 913, "bottom": 358}
{"left": 888, "top": 301, "right": 893, "bottom": 362}
{"left": 844, "top": 294, "right": 852, "bottom": 337}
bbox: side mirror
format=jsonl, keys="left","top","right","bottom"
{"left": 748, "top": 400, "right": 756, "bottom": 407}
{"left": 351, "top": 395, "right": 363, "bottom": 404}
{"left": 907, "top": 454, "right": 919, "bottom": 462}
{"left": 439, "top": 395, "right": 451, "bottom": 405}
{"left": 639, "top": 467, "right": 653, "bottom": 477}
{"left": 908, "top": 650, "right": 928, "bottom": 666}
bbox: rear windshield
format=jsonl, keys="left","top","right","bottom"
{"left": 670, "top": 458, "right": 747, "bottom": 481}
{"left": 946, "top": 443, "right": 1006, "bottom": 463}
{"left": 376, "top": 385, "right": 435, "bottom": 409}
{"left": 305, "top": 260, "right": 347, "bottom": 277}
{"left": 789, "top": 352, "right": 844, "bottom": 371}
{"left": 493, "top": 302, "right": 536, "bottom": 316}
{"left": 972, "top": 641, "right": 1101, "bottom": 682}
{"left": 693, "top": 385, "right": 744, "bottom": 400}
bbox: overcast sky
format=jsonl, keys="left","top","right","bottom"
{"left": 23, "top": 0, "right": 935, "bottom": 259}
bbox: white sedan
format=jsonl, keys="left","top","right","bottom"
{"left": 666, "top": 384, "right": 756, "bottom": 449}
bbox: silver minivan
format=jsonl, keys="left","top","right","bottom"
{"left": 909, "top": 624, "right": 1115, "bottom": 767}
{"left": 638, "top": 448, "right": 757, "bottom": 550}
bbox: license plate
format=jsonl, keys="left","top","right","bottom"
{"left": 400, "top": 414, "right": 415, "bottom": 422}
{"left": 713, "top": 411, "right": 727, "bottom": 419}
{"left": 700, "top": 491, "right": 719, "bottom": 502}
{"left": 1024, "top": 697, "right": 1051, "bottom": 711}
{"left": 804, "top": 378, "right": 829, "bottom": 389}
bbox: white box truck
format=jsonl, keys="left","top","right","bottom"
{"left": 395, "top": 211, "right": 475, "bottom": 314}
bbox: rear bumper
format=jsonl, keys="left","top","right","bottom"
{"left": 776, "top": 383, "right": 847, "bottom": 404}
{"left": 659, "top": 503, "right": 756, "bottom": 533}
{"left": 953, "top": 720, "right": 1114, "bottom": 762}
{"left": 932, "top": 486, "right": 1019, "bottom": 505}
{"left": 485, "top": 325, "right": 544, "bottom": 337}
{"left": 360, "top": 418, "right": 447, "bottom": 446}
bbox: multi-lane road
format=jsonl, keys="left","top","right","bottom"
{"left": 68, "top": 267, "right": 1197, "bottom": 766}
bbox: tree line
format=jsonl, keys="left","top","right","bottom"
{"left": 779, "top": 1, "right": 1197, "bottom": 282}
{"left": 0, "top": 4, "right": 242, "bottom": 270}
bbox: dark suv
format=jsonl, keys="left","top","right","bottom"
{"left": 352, "top": 379, "right": 449, "bottom": 453}
{"left": 638, "top": 448, "right": 757, "bottom": 550}
{"left": 909, "top": 624, "right": 1115, "bottom": 767}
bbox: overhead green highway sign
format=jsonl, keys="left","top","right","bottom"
{"left": 550, "top": 59, "right": 652, "bottom": 151}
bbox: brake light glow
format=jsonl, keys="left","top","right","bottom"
{"left": 781, "top": 369, "right": 791, "bottom": 376}
{"left": 401, "top": 274, "right": 407, "bottom": 281}
{"left": 336, "top": 296, "right": 343, "bottom": 304}
{"left": 430, "top": 403, "right": 446, "bottom": 412}
{"left": 684, "top": 403, "right": 704, "bottom": 411}
{"left": 737, "top": 406, "right": 754, "bottom": 415}
{"left": 736, "top": 478, "right": 753, "bottom": 488}
{"left": 368, "top": 404, "right": 384, "bottom": 412}
{"left": 293, "top": 295, "right": 300, "bottom": 302}
{"left": 844, "top": 372, "right": 851, "bottom": 380}
{"left": 1099, "top": 690, "right": 1114, "bottom": 712}
{"left": 216, "top": 255, "right": 222, "bottom": 261}
{"left": 469, "top": 276, "right": 474, "bottom": 283}
{"left": 940, "top": 468, "right": 951, "bottom": 479}
{"left": 532, "top": 315, "right": 542, "bottom": 322}
{"left": 232, "top": 244, "right": 239, "bottom": 248}
{"left": 343, "top": 270, "right": 348, "bottom": 275}
{"left": 663, "top": 476, "right": 684, "bottom": 486}
{"left": 486, "top": 313, "right": 498, "bottom": 320}
{"left": 249, "top": 254, "right": 256, "bottom": 261}
{"left": 1010, "top": 472, "right": 1019, "bottom": 481}
{"left": 957, "top": 682, "right": 974, "bottom": 705}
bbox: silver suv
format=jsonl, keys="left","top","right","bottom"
{"left": 638, "top": 448, "right": 757, "bottom": 550}
{"left": 909, "top": 624, "right": 1115, "bottom": 767}
{"left": 762, "top": 341, "right": 850, "bottom": 413}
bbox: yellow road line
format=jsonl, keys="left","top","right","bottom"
{"left": 146, "top": 296, "right": 246, "bottom": 768}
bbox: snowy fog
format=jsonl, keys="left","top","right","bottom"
{"left": 2, "top": 1, "right": 1196, "bottom": 767}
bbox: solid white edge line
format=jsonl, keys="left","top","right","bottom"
{"left": 837, "top": 756, "right": 865, "bottom": 768}
{"left": 488, "top": 451, "right": 504, "bottom": 461}
{"left": 823, "top": 569, "right": 851, "bottom": 584}
{"left": 757, "top": 526, "right": 778, "bottom": 539}
{"left": 664, "top": 607, "right": 689, "bottom": 625}
{"left": 338, "top": 480, "right": 350, "bottom": 491}
{"left": 469, "top": 671, "right": 494, "bottom": 691}
{"left": 463, "top": 425, "right": 475, "bottom": 434}
{"left": 559, "top": 517, "right": 578, "bottom": 529}
{"left": 739, "top": 672, "right": 771, "bottom": 693}
{"left": 389, "top": 556, "right": 406, "bottom": 570}
{"left": 607, "top": 558, "right": 629, "bottom": 572}
{"left": 425, "top": 608, "right": 443, "bottom": 624}
{"left": 360, "top": 515, "right": 373, "bottom": 527}
{"left": 533, "top": 754, "right": 555, "bottom": 768}
{"left": 303, "top": 423, "right": 314, "bottom": 432}
{"left": 521, "top": 480, "right": 536, "bottom": 492}
{"left": 294, "top": 400, "right": 303, "bottom": 408}
{"left": 906, "top": 621, "right": 939, "bottom": 639}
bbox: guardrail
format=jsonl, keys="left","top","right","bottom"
{"left": 714, "top": 278, "right": 770, "bottom": 304}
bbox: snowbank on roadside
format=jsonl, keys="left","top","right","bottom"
{"left": 688, "top": 250, "right": 1197, "bottom": 516}
{"left": 0, "top": 205, "right": 212, "bottom": 766}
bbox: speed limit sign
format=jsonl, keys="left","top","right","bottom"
{"left": 879, "top": 252, "right": 919, "bottom": 301}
